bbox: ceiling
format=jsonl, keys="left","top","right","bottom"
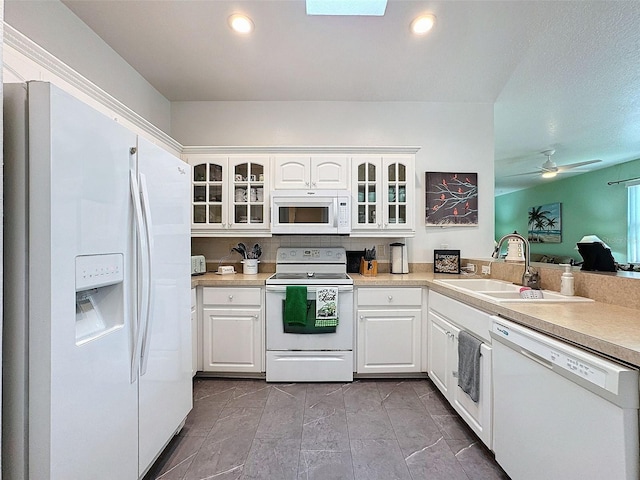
{"left": 58, "top": 0, "right": 640, "bottom": 194}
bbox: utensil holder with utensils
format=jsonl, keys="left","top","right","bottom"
{"left": 360, "top": 258, "right": 378, "bottom": 276}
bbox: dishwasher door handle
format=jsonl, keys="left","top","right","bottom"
{"left": 519, "top": 348, "right": 553, "bottom": 369}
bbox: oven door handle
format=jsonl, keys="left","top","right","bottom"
{"left": 266, "top": 285, "right": 353, "bottom": 293}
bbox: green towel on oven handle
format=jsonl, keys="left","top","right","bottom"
{"left": 284, "top": 286, "right": 308, "bottom": 326}
{"left": 282, "top": 300, "right": 337, "bottom": 334}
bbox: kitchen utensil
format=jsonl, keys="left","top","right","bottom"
{"left": 247, "top": 243, "right": 262, "bottom": 259}
{"left": 232, "top": 243, "right": 249, "bottom": 259}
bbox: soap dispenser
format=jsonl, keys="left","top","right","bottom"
{"left": 560, "top": 263, "right": 574, "bottom": 296}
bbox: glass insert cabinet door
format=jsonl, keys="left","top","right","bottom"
{"left": 192, "top": 159, "right": 225, "bottom": 226}
{"left": 229, "top": 157, "right": 267, "bottom": 227}
{"left": 189, "top": 155, "right": 270, "bottom": 232}
{"left": 386, "top": 161, "right": 407, "bottom": 226}
{"left": 355, "top": 158, "right": 380, "bottom": 226}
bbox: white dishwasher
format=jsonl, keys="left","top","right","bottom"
{"left": 491, "top": 317, "right": 639, "bottom": 480}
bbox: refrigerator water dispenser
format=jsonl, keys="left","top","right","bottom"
{"left": 75, "top": 253, "right": 125, "bottom": 345}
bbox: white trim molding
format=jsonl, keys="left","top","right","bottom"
{"left": 182, "top": 145, "right": 421, "bottom": 155}
{"left": 3, "top": 23, "right": 182, "bottom": 153}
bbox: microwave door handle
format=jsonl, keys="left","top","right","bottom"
{"left": 333, "top": 198, "right": 338, "bottom": 228}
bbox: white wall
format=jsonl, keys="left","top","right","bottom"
{"left": 4, "top": 0, "right": 171, "bottom": 132}
{"left": 174, "top": 101, "right": 495, "bottom": 262}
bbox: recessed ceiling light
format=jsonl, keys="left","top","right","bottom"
{"left": 228, "top": 14, "right": 254, "bottom": 34}
{"left": 306, "top": 0, "right": 387, "bottom": 16}
{"left": 410, "top": 14, "right": 436, "bottom": 35}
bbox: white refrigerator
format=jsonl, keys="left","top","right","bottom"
{"left": 3, "top": 81, "right": 192, "bottom": 479}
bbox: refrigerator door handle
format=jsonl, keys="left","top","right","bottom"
{"left": 138, "top": 173, "right": 155, "bottom": 376}
{"left": 129, "top": 169, "right": 150, "bottom": 383}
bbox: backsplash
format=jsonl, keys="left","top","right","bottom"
{"left": 192, "top": 236, "right": 407, "bottom": 272}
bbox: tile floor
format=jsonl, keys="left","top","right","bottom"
{"left": 145, "top": 378, "right": 510, "bottom": 480}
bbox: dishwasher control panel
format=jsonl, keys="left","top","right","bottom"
{"left": 549, "top": 350, "right": 607, "bottom": 387}
{"left": 492, "top": 321, "right": 607, "bottom": 388}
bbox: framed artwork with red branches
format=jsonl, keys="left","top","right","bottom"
{"left": 425, "top": 172, "right": 478, "bottom": 226}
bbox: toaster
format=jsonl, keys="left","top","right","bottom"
{"left": 191, "top": 255, "right": 206, "bottom": 275}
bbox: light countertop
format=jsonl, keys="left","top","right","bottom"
{"left": 191, "top": 271, "right": 640, "bottom": 368}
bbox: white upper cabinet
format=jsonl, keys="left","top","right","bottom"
{"left": 350, "top": 154, "right": 415, "bottom": 237}
{"left": 273, "top": 155, "right": 350, "bottom": 190}
{"left": 185, "top": 154, "right": 271, "bottom": 237}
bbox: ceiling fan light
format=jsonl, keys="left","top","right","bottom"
{"left": 541, "top": 171, "right": 557, "bottom": 179}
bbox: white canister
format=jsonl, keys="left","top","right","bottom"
{"left": 242, "top": 259, "right": 259, "bottom": 275}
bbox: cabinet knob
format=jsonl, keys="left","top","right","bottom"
{"left": 253, "top": 314, "right": 259, "bottom": 319}
{"left": 359, "top": 315, "right": 364, "bottom": 321}
{"left": 388, "top": 295, "right": 393, "bottom": 301}
{"left": 228, "top": 294, "right": 233, "bottom": 300}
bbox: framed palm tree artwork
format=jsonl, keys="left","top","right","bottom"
{"left": 528, "top": 202, "right": 562, "bottom": 243}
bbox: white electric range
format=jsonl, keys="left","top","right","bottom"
{"left": 265, "top": 247, "right": 354, "bottom": 382}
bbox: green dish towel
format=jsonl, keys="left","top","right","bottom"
{"left": 284, "top": 286, "right": 308, "bottom": 326}
{"left": 282, "top": 300, "right": 336, "bottom": 334}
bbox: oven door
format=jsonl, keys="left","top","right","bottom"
{"left": 270, "top": 190, "right": 350, "bottom": 234}
{"left": 265, "top": 284, "right": 353, "bottom": 350}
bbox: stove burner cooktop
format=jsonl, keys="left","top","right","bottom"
{"left": 270, "top": 273, "right": 350, "bottom": 281}
{"left": 267, "top": 247, "right": 353, "bottom": 285}
{"left": 266, "top": 272, "right": 353, "bottom": 285}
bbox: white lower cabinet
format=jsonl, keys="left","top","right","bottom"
{"left": 191, "top": 287, "right": 199, "bottom": 376}
{"left": 356, "top": 287, "right": 423, "bottom": 374}
{"left": 428, "top": 290, "right": 493, "bottom": 449}
{"left": 201, "top": 287, "right": 264, "bottom": 373}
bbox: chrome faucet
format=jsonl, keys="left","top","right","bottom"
{"left": 493, "top": 232, "right": 540, "bottom": 288}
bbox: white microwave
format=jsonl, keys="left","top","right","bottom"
{"left": 271, "top": 190, "right": 351, "bottom": 235}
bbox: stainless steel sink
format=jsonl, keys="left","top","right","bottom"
{"left": 433, "top": 278, "right": 593, "bottom": 303}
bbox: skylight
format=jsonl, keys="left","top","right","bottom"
{"left": 306, "top": 0, "right": 388, "bottom": 16}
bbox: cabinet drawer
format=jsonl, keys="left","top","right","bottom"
{"left": 202, "top": 287, "right": 262, "bottom": 306}
{"left": 358, "top": 287, "right": 422, "bottom": 306}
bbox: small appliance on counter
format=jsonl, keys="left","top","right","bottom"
{"left": 390, "top": 242, "right": 409, "bottom": 273}
{"left": 191, "top": 255, "right": 206, "bottom": 275}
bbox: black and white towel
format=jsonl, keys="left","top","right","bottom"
{"left": 315, "top": 287, "right": 338, "bottom": 327}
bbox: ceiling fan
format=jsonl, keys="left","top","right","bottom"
{"left": 509, "top": 149, "right": 602, "bottom": 179}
